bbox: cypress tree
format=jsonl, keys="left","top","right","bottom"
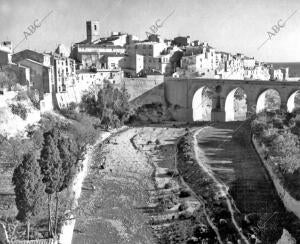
{"left": 53, "top": 136, "right": 77, "bottom": 234}
{"left": 39, "top": 132, "right": 63, "bottom": 237}
{"left": 12, "top": 153, "right": 45, "bottom": 240}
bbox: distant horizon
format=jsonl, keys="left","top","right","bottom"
{"left": 1, "top": 0, "right": 299, "bottom": 63}
{"left": 268, "top": 61, "right": 300, "bottom": 63}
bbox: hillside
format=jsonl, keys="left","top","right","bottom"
{"left": 0, "top": 91, "right": 41, "bottom": 138}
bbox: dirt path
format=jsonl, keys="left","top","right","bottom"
{"left": 195, "top": 122, "right": 300, "bottom": 243}
{"left": 193, "top": 127, "right": 249, "bottom": 244}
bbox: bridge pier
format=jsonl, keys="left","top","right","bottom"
{"left": 246, "top": 100, "right": 256, "bottom": 118}
{"left": 187, "top": 108, "right": 193, "bottom": 122}
{"left": 211, "top": 96, "right": 226, "bottom": 122}
{"left": 280, "top": 102, "right": 287, "bottom": 112}
{"left": 211, "top": 110, "right": 226, "bottom": 122}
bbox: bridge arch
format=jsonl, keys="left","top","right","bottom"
{"left": 256, "top": 89, "right": 281, "bottom": 113}
{"left": 287, "top": 90, "right": 300, "bottom": 112}
{"left": 225, "top": 87, "right": 247, "bottom": 121}
{"left": 192, "top": 86, "right": 213, "bottom": 121}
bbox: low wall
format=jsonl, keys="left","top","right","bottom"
{"left": 12, "top": 239, "right": 57, "bottom": 244}
{"left": 40, "top": 93, "right": 54, "bottom": 113}
{"left": 252, "top": 137, "right": 300, "bottom": 219}
{"left": 55, "top": 89, "right": 81, "bottom": 109}
{"left": 58, "top": 127, "right": 128, "bottom": 244}
{"left": 58, "top": 133, "right": 110, "bottom": 244}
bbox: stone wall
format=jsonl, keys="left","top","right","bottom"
{"left": 40, "top": 93, "right": 54, "bottom": 112}
{"left": 12, "top": 239, "right": 57, "bottom": 244}
{"left": 119, "top": 77, "right": 164, "bottom": 102}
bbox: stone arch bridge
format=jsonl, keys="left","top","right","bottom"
{"left": 164, "top": 78, "right": 300, "bottom": 122}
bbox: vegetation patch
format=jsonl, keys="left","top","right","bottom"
{"left": 80, "top": 81, "right": 131, "bottom": 130}
{"left": 9, "top": 103, "right": 28, "bottom": 120}
{"left": 251, "top": 111, "right": 300, "bottom": 200}
{"left": 0, "top": 111, "right": 100, "bottom": 241}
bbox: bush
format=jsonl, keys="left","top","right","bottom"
{"left": 179, "top": 189, "right": 191, "bottom": 198}
{"left": 60, "top": 104, "right": 83, "bottom": 122}
{"left": 155, "top": 139, "right": 161, "bottom": 145}
{"left": 272, "top": 118, "right": 284, "bottom": 129}
{"left": 261, "top": 133, "right": 278, "bottom": 147}
{"left": 166, "top": 169, "right": 179, "bottom": 177}
{"left": 178, "top": 202, "right": 188, "bottom": 211}
{"left": 164, "top": 182, "right": 172, "bottom": 189}
{"left": 15, "top": 91, "right": 28, "bottom": 101}
{"left": 251, "top": 120, "right": 267, "bottom": 138}
{"left": 9, "top": 103, "right": 28, "bottom": 120}
{"left": 27, "top": 89, "right": 40, "bottom": 109}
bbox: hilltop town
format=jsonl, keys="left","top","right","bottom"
{"left": 1, "top": 20, "right": 298, "bottom": 111}
{"left": 1, "top": 19, "right": 300, "bottom": 244}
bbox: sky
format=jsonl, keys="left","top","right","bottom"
{"left": 0, "top": 0, "right": 299, "bottom": 62}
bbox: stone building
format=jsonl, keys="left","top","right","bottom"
{"left": 12, "top": 49, "right": 54, "bottom": 98}
{"left": 0, "top": 41, "right": 30, "bottom": 90}
{"left": 48, "top": 51, "right": 76, "bottom": 93}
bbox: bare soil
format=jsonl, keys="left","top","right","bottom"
{"left": 72, "top": 125, "right": 209, "bottom": 244}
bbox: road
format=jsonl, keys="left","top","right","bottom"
{"left": 194, "top": 122, "right": 300, "bottom": 243}
{"left": 193, "top": 127, "right": 249, "bottom": 244}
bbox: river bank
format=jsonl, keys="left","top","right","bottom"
{"left": 178, "top": 122, "right": 300, "bottom": 243}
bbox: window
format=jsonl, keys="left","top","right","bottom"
{"left": 94, "top": 25, "right": 97, "bottom": 31}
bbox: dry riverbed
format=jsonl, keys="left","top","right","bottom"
{"left": 72, "top": 125, "right": 207, "bottom": 244}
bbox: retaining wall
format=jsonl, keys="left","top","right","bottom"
{"left": 11, "top": 239, "right": 57, "bottom": 244}
{"left": 252, "top": 137, "right": 300, "bottom": 219}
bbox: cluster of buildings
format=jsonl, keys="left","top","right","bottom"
{"left": 69, "top": 20, "right": 294, "bottom": 81}
{"left": 0, "top": 20, "right": 296, "bottom": 110}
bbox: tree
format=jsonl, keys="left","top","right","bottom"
{"left": 39, "top": 131, "right": 63, "bottom": 237}
{"left": 53, "top": 136, "right": 77, "bottom": 235}
{"left": 269, "top": 133, "right": 300, "bottom": 173}
{"left": 12, "top": 153, "right": 45, "bottom": 240}
{"left": 80, "top": 80, "right": 131, "bottom": 129}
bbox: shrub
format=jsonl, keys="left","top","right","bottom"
{"left": 68, "top": 102, "right": 77, "bottom": 111}
{"left": 166, "top": 169, "right": 179, "bottom": 177}
{"left": 60, "top": 106, "right": 83, "bottom": 122}
{"left": 15, "top": 91, "right": 28, "bottom": 101}
{"left": 261, "top": 133, "right": 278, "bottom": 147}
{"left": 164, "top": 182, "right": 172, "bottom": 189}
{"left": 251, "top": 120, "right": 267, "bottom": 138}
{"left": 27, "top": 89, "right": 40, "bottom": 109}
{"left": 178, "top": 202, "right": 188, "bottom": 211}
{"left": 9, "top": 103, "right": 28, "bottom": 120}
{"left": 179, "top": 189, "right": 191, "bottom": 198}
{"left": 272, "top": 118, "right": 284, "bottom": 129}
